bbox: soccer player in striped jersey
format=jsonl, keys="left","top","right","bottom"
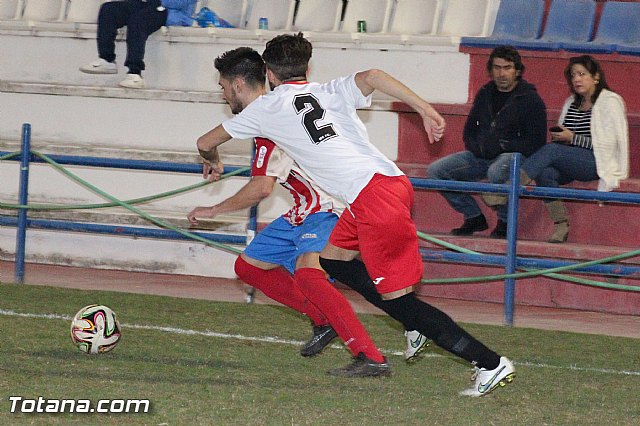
{"left": 188, "top": 47, "right": 397, "bottom": 376}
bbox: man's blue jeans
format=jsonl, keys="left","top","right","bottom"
{"left": 427, "top": 151, "right": 516, "bottom": 222}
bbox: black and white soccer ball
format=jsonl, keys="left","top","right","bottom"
{"left": 70, "top": 304, "right": 121, "bottom": 354}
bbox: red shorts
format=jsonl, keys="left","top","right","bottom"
{"left": 329, "top": 174, "right": 423, "bottom": 295}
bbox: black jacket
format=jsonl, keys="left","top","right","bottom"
{"left": 463, "top": 79, "right": 547, "bottom": 160}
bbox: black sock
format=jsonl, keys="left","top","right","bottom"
{"left": 320, "top": 257, "right": 418, "bottom": 328}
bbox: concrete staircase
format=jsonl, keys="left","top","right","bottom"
{"left": 0, "top": 25, "right": 459, "bottom": 277}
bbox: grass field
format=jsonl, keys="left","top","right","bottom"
{"left": 1, "top": 282, "right": 639, "bottom": 425}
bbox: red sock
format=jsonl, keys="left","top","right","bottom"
{"left": 294, "top": 268, "right": 384, "bottom": 362}
{"left": 234, "top": 257, "right": 328, "bottom": 326}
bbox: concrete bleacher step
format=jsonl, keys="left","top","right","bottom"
{"left": 411, "top": 187, "right": 640, "bottom": 248}
{"left": 0, "top": 80, "right": 253, "bottom": 158}
{"left": 3, "top": 207, "right": 250, "bottom": 235}
{"left": 415, "top": 234, "right": 640, "bottom": 316}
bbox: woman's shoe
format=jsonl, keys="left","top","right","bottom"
{"left": 549, "top": 220, "right": 569, "bottom": 243}
{"left": 545, "top": 201, "right": 569, "bottom": 243}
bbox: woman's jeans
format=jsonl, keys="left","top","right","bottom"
{"left": 522, "top": 143, "right": 598, "bottom": 196}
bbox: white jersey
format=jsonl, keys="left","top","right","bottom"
{"left": 252, "top": 137, "right": 344, "bottom": 225}
{"left": 223, "top": 74, "right": 403, "bottom": 204}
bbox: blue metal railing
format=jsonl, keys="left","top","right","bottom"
{"left": 1, "top": 123, "right": 253, "bottom": 284}
{"left": 408, "top": 156, "right": 640, "bottom": 324}
{"left": 14, "top": 123, "right": 31, "bottom": 283}
{"left": 2, "top": 124, "right": 639, "bottom": 325}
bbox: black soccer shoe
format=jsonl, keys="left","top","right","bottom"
{"left": 328, "top": 353, "right": 392, "bottom": 378}
{"left": 300, "top": 324, "right": 338, "bottom": 357}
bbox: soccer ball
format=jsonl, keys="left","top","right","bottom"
{"left": 70, "top": 304, "right": 121, "bottom": 354}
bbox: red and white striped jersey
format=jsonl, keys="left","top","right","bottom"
{"left": 252, "top": 137, "right": 345, "bottom": 226}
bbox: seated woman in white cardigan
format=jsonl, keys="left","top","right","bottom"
{"left": 520, "top": 55, "right": 629, "bottom": 243}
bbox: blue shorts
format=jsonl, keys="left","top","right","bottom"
{"left": 244, "top": 212, "right": 338, "bottom": 274}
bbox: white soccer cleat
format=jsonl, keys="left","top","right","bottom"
{"left": 404, "top": 330, "right": 430, "bottom": 363}
{"left": 459, "top": 356, "right": 515, "bottom": 397}
{"left": 79, "top": 58, "right": 117, "bottom": 74}
{"left": 119, "top": 74, "right": 145, "bottom": 89}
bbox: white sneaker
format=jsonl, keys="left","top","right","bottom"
{"left": 119, "top": 74, "right": 145, "bottom": 89}
{"left": 79, "top": 58, "right": 117, "bottom": 74}
{"left": 459, "top": 356, "right": 515, "bottom": 397}
{"left": 404, "top": 330, "right": 430, "bottom": 363}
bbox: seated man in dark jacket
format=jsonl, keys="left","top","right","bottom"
{"left": 427, "top": 45, "right": 547, "bottom": 238}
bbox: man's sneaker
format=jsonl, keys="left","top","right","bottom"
{"left": 119, "top": 73, "right": 145, "bottom": 89}
{"left": 79, "top": 58, "right": 117, "bottom": 74}
{"left": 490, "top": 219, "right": 508, "bottom": 239}
{"left": 328, "top": 353, "right": 392, "bottom": 378}
{"left": 300, "top": 324, "right": 337, "bottom": 357}
{"left": 404, "top": 330, "right": 430, "bottom": 363}
{"left": 459, "top": 357, "right": 515, "bottom": 397}
{"left": 451, "top": 215, "right": 488, "bottom": 236}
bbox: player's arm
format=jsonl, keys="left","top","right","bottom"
{"left": 196, "top": 124, "right": 232, "bottom": 181}
{"left": 187, "top": 175, "right": 277, "bottom": 225}
{"left": 354, "top": 69, "right": 445, "bottom": 143}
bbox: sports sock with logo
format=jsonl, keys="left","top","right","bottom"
{"left": 383, "top": 293, "right": 501, "bottom": 370}
{"left": 234, "top": 256, "right": 328, "bottom": 326}
{"left": 294, "top": 267, "right": 385, "bottom": 363}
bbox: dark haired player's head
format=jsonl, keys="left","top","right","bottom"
{"left": 214, "top": 47, "right": 266, "bottom": 114}
{"left": 214, "top": 47, "right": 266, "bottom": 89}
{"left": 262, "top": 32, "right": 312, "bottom": 84}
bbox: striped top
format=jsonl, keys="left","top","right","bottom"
{"left": 251, "top": 137, "right": 344, "bottom": 226}
{"left": 562, "top": 103, "right": 593, "bottom": 149}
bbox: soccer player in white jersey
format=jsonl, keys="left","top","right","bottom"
{"left": 197, "top": 35, "right": 515, "bottom": 395}
{"left": 189, "top": 47, "right": 392, "bottom": 377}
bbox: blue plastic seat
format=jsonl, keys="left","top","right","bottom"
{"left": 511, "top": 0, "right": 597, "bottom": 51}
{"left": 616, "top": 43, "right": 640, "bottom": 56}
{"left": 604, "top": 2, "right": 640, "bottom": 56}
{"left": 460, "top": 0, "right": 545, "bottom": 48}
{"left": 562, "top": 1, "right": 640, "bottom": 54}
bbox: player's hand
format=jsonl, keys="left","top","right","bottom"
{"left": 202, "top": 159, "right": 224, "bottom": 182}
{"left": 187, "top": 206, "right": 215, "bottom": 225}
{"left": 423, "top": 107, "right": 446, "bottom": 144}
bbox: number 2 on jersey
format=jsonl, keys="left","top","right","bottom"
{"left": 293, "top": 94, "right": 337, "bottom": 145}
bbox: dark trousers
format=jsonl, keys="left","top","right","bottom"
{"left": 97, "top": 0, "right": 167, "bottom": 75}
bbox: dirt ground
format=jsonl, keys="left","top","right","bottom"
{"left": 1, "top": 260, "right": 639, "bottom": 339}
